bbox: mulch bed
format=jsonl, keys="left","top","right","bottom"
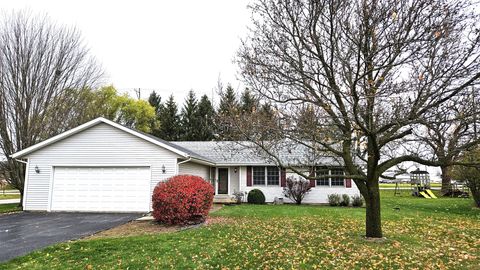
{"left": 85, "top": 204, "right": 229, "bottom": 240}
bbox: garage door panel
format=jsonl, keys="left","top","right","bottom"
{"left": 51, "top": 166, "right": 151, "bottom": 212}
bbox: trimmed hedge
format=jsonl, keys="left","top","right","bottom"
{"left": 247, "top": 189, "right": 266, "bottom": 204}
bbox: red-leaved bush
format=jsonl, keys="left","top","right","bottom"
{"left": 152, "top": 174, "right": 214, "bottom": 225}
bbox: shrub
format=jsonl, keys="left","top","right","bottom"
{"left": 232, "top": 191, "right": 245, "bottom": 204}
{"left": 247, "top": 189, "right": 266, "bottom": 204}
{"left": 351, "top": 194, "right": 364, "bottom": 207}
{"left": 283, "top": 176, "right": 311, "bottom": 204}
{"left": 152, "top": 174, "right": 214, "bottom": 225}
{"left": 340, "top": 194, "right": 350, "bottom": 206}
{"left": 327, "top": 194, "right": 341, "bottom": 206}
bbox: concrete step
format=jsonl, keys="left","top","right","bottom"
{"left": 213, "top": 195, "right": 235, "bottom": 204}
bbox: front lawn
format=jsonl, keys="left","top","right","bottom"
{"left": 0, "top": 203, "right": 21, "bottom": 214}
{"left": 379, "top": 182, "right": 442, "bottom": 188}
{"left": 0, "top": 194, "right": 20, "bottom": 200}
{"left": 2, "top": 192, "right": 479, "bottom": 269}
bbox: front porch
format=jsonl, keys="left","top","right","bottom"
{"left": 209, "top": 166, "right": 243, "bottom": 203}
{"left": 213, "top": 194, "right": 236, "bottom": 204}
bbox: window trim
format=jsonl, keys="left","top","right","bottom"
{"left": 315, "top": 167, "right": 330, "bottom": 186}
{"left": 330, "top": 168, "right": 345, "bottom": 186}
{"left": 252, "top": 166, "right": 266, "bottom": 186}
{"left": 313, "top": 167, "right": 345, "bottom": 188}
{"left": 252, "top": 166, "right": 280, "bottom": 187}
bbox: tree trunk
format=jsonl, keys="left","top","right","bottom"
{"left": 364, "top": 180, "right": 382, "bottom": 238}
{"left": 18, "top": 189, "right": 24, "bottom": 208}
{"left": 467, "top": 181, "right": 480, "bottom": 208}
{"left": 440, "top": 165, "right": 452, "bottom": 195}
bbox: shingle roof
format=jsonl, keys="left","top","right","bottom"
{"left": 171, "top": 141, "right": 270, "bottom": 164}
{"left": 132, "top": 130, "right": 214, "bottom": 163}
{"left": 11, "top": 117, "right": 342, "bottom": 166}
{"left": 171, "top": 141, "right": 342, "bottom": 166}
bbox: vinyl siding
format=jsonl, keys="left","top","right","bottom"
{"left": 229, "top": 167, "right": 240, "bottom": 193}
{"left": 24, "top": 123, "right": 180, "bottom": 211}
{"left": 241, "top": 168, "right": 361, "bottom": 203}
{"left": 178, "top": 162, "right": 210, "bottom": 180}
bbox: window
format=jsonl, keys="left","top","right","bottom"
{"left": 331, "top": 168, "right": 345, "bottom": 186}
{"left": 252, "top": 166, "right": 280, "bottom": 186}
{"left": 253, "top": 166, "right": 265, "bottom": 185}
{"left": 267, "top": 167, "right": 279, "bottom": 186}
{"left": 316, "top": 167, "right": 329, "bottom": 186}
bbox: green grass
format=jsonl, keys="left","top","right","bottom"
{"left": 0, "top": 203, "right": 21, "bottom": 214}
{"left": 0, "top": 194, "right": 20, "bottom": 200}
{"left": 1, "top": 192, "right": 479, "bottom": 269}
{"left": 379, "top": 182, "right": 442, "bottom": 188}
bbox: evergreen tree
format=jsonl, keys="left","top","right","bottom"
{"left": 158, "top": 95, "right": 180, "bottom": 140}
{"left": 148, "top": 91, "right": 162, "bottom": 115}
{"left": 240, "top": 88, "right": 258, "bottom": 114}
{"left": 260, "top": 102, "right": 275, "bottom": 119}
{"left": 180, "top": 90, "right": 200, "bottom": 141}
{"left": 148, "top": 91, "right": 162, "bottom": 136}
{"left": 218, "top": 84, "right": 239, "bottom": 115}
{"left": 196, "top": 94, "right": 216, "bottom": 140}
{"left": 217, "top": 84, "right": 240, "bottom": 140}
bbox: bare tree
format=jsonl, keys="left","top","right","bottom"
{"left": 416, "top": 89, "right": 480, "bottom": 194}
{"left": 232, "top": 0, "right": 480, "bottom": 238}
{"left": 283, "top": 176, "right": 311, "bottom": 204}
{"left": 0, "top": 11, "right": 103, "bottom": 205}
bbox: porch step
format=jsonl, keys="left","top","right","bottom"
{"left": 213, "top": 195, "right": 235, "bottom": 204}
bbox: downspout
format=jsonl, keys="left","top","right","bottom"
{"left": 176, "top": 157, "right": 192, "bottom": 176}
{"left": 177, "top": 157, "right": 192, "bottom": 165}
{"left": 14, "top": 159, "right": 27, "bottom": 164}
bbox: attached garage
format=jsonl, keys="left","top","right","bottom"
{"left": 11, "top": 117, "right": 215, "bottom": 212}
{"left": 50, "top": 166, "right": 151, "bottom": 212}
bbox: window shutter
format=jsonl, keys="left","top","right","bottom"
{"left": 247, "top": 166, "right": 252, "bottom": 186}
{"left": 309, "top": 167, "right": 316, "bottom": 187}
{"left": 280, "top": 168, "right": 286, "bottom": 187}
{"left": 345, "top": 178, "right": 352, "bottom": 188}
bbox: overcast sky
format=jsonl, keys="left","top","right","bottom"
{"left": 1, "top": 0, "right": 251, "bottom": 104}
{"left": 0, "top": 1, "right": 443, "bottom": 178}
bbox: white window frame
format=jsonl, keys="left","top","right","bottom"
{"left": 253, "top": 166, "right": 280, "bottom": 187}
{"left": 315, "top": 167, "right": 330, "bottom": 187}
{"left": 330, "top": 168, "right": 345, "bottom": 187}
{"left": 314, "top": 167, "right": 345, "bottom": 187}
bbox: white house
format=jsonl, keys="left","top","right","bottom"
{"left": 11, "top": 117, "right": 360, "bottom": 212}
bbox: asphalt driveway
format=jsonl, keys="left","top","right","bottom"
{"left": 0, "top": 212, "right": 141, "bottom": 262}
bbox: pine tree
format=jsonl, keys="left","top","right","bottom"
{"left": 240, "top": 88, "right": 258, "bottom": 114}
{"left": 196, "top": 94, "right": 216, "bottom": 140}
{"left": 218, "top": 84, "right": 239, "bottom": 116}
{"left": 217, "top": 84, "right": 240, "bottom": 140}
{"left": 158, "top": 95, "right": 180, "bottom": 140}
{"left": 180, "top": 90, "right": 200, "bottom": 141}
{"left": 260, "top": 102, "right": 275, "bottom": 119}
{"left": 148, "top": 91, "right": 162, "bottom": 115}
{"left": 148, "top": 91, "right": 162, "bottom": 137}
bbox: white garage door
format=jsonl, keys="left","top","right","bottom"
{"left": 51, "top": 166, "right": 151, "bottom": 212}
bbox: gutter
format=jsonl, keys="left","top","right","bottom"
{"left": 14, "top": 158, "right": 27, "bottom": 164}
{"left": 177, "top": 157, "right": 216, "bottom": 166}
{"left": 177, "top": 157, "right": 192, "bottom": 165}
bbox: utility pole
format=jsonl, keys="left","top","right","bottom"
{"left": 134, "top": 88, "right": 141, "bottom": 100}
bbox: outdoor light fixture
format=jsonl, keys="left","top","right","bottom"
{"left": 162, "top": 165, "right": 166, "bottom": 174}
{"left": 35, "top": 165, "right": 40, "bottom": 174}
{"left": 234, "top": 167, "right": 238, "bottom": 173}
